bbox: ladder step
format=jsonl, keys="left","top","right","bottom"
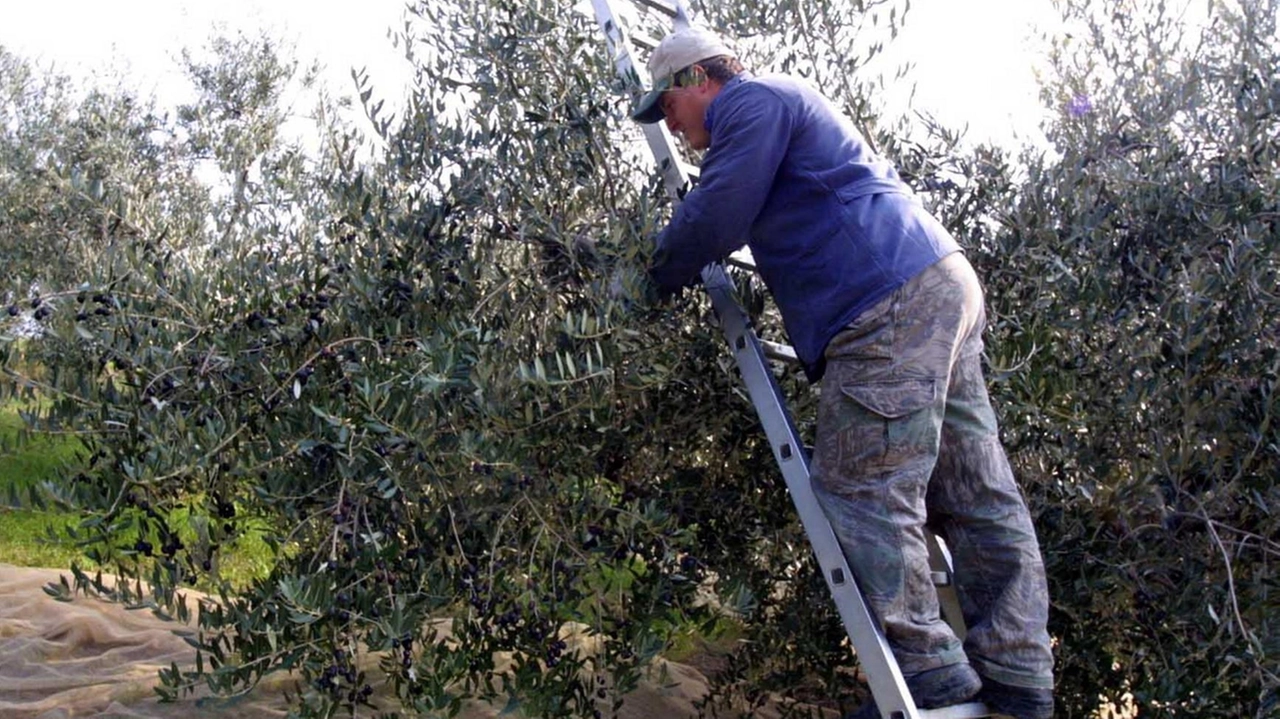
{"left": 630, "top": 31, "right": 660, "bottom": 50}
{"left": 633, "top": 0, "right": 678, "bottom": 17}
{"left": 760, "top": 340, "right": 798, "bottom": 364}
{"left": 919, "top": 701, "right": 997, "bottom": 719}
{"left": 726, "top": 248, "right": 755, "bottom": 271}
{"left": 656, "top": 157, "right": 699, "bottom": 181}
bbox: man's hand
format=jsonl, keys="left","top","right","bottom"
{"left": 607, "top": 264, "right": 666, "bottom": 312}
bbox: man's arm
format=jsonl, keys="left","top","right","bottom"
{"left": 649, "top": 85, "right": 793, "bottom": 293}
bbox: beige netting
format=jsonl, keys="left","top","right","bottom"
{"left": 0, "top": 565, "right": 835, "bottom": 718}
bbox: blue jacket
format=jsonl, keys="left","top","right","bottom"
{"left": 650, "top": 73, "right": 960, "bottom": 381}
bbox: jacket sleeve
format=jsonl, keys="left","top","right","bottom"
{"left": 649, "top": 84, "right": 793, "bottom": 293}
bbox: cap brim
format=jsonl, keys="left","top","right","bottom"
{"left": 631, "top": 89, "right": 666, "bottom": 124}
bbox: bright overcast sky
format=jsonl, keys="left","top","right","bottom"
{"left": 0, "top": 0, "right": 1059, "bottom": 148}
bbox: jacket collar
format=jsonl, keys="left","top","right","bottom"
{"left": 705, "top": 72, "right": 754, "bottom": 133}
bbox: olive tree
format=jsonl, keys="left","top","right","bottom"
{"left": 970, "top": 0, "right": 1279, "bottom": 715}
{"left": 2, "top": 2, "right": 914, "bottom": 717}
{"left": 7, "top": 0, "right": 1276, "bottom": 717}
{"left": 0, "top": 47, "right": 209, "bottom": 294}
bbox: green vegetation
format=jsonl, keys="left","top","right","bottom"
{"left": 1, "top": 0, "right": 1276, "bottom": 717}
{"left": 0, "top": 401, "right": 275, "bottom": 588}
{"left": 0, "top": 401, "right": 82, "bottom": 567}
{"left": 0, "top": 509, "right": 81, "bottom": 568}
{"left": 0, "top": 402, "right": 82, "bottom": 496}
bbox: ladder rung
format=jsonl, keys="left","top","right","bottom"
{"left": 634, "top": 0, "right": 678, "bottom": 18}
{"left": 631, "top": 31, "right": 660, "bottom": 50}
{"left": 761, "top": 340, "right": 798, "bottom": 364}
{"left": 919, "top": 701, "right": 995, "bottom": 719}
{"left": 726, "top": 248, "right": 755, "bottom": 271}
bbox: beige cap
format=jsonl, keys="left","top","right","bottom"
{"left": 631, "top": 26, "right": 732, "bottom": 124}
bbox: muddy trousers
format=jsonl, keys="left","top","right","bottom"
{"left": 811, "top": 252, "right": 1054, "bottom": 690}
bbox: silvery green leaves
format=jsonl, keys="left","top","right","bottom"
{"left": 1, "top": 0, "right": 1275, "bottom": 717}
{"left": 978, "top": 1, "right": 1280, "bottom": 715}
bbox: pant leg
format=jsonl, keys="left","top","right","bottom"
{"left": 810, "top": 252, "right": 978, "bottom": 675}
{"left": 925, "top": 271, "right": 1055, "bottom": 689}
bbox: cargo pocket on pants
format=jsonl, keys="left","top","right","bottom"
{"left": 837, "top": 377, "right": 939, "bottom": 474}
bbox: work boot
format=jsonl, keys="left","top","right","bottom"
{"left": 844, "top": 663, "right": 983, "bottom": 718}
{"left": 977, "top": 678, "right": 1054, "bottom": 719}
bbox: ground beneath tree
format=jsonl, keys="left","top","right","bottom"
{"left": 0, "top": 565, "right": 840, "bottom": 718}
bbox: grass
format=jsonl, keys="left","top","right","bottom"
{"left": 0, "top": 508, "right": 84, "bottom": 568}
{"left": 0, "top": 400, "right": 86, "bottom": 569}
{"left": 0, "top": 400, "right": 84, "bottom": 500}
{"left": 0, "top": 400, "right": 276, "bottom": 590}
{"left": 664, "top": 614, "right": 745, "bottom": 664}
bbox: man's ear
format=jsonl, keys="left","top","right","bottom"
{"left": 686, "top": 65, "right": 708, "bottom": 88}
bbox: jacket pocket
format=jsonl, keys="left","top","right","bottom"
{"left": 834, "top": 177, "right": 911, "bottom": 203}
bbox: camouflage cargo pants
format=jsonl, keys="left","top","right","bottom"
{"left": 811, "top": 251, "right": 1054, "bottom": 690}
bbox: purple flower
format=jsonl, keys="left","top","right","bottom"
{"left": 1067, "top": 93, "right": 1094, "bottom": 118}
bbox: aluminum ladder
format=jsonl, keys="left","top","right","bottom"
{"left": 587, "top": 1, "right": 995, "bottom": 717}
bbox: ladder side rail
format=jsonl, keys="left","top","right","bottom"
{"left": 700, "top": 265, "right": 925, "bottom": 719}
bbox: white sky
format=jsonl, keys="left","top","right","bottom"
{"left": 871, "top": 0, "right": 1059, "bottom": 147}
{"left": 0, "top": 0, "right": 415, "bottom": 117}
{"left": 0, "top": 0, "right": 1059, "bottom": 148}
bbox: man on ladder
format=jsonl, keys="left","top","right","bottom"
{"left": 629, "top": 24, "right": 1055, "bottom": 719}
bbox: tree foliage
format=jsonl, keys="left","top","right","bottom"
{"left": 0, "top": 47, "right": 208, "bottom": 292}
{"left": 0, "top": 0, "right": 1276, "bottom": 717}
{"left": 974, "top": 1, "right": 1280, "bottom": 715}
